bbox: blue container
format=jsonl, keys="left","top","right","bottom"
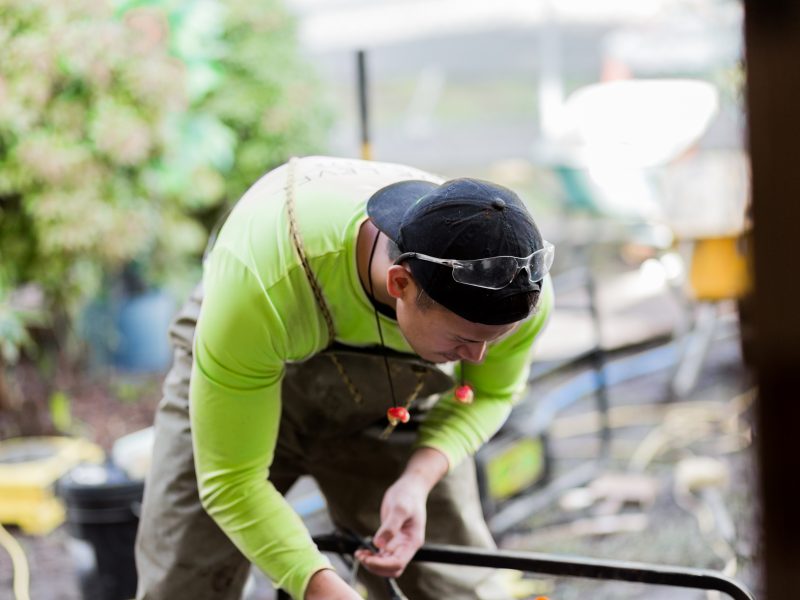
{"left": 112, "top": 289, "right": 175, "bottom": 373}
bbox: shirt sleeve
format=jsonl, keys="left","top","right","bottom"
{"left": 415, "top": 277, "right": 554, "bottom": 469}
{"left": 190, "top": 247, "right": 330, "bottom": 600}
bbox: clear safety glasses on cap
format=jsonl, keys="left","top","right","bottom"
{"left": 397, "top": 241, "right": 555, "bottom": 290}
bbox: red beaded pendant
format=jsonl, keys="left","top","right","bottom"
{"left": 387, "top": 406, "right": 410, "bottom": 426}
{"left": 454, "top": 384, "right": 474, "bottom": 404}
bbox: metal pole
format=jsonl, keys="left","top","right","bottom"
{"left": 584, "top": 255, "right": 612, "bottom": 462}
{"left": 314, "top": 534, "right": 756, "bottom": 600}
{"left": 356, "top": 49, "right": 372, "bottom": 160}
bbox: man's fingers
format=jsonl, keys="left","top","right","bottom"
{"left": 382, "top": 533, "right": 420, "bottom": 558}
{"left": 356, "top": 550, "right": 407, "bottom": 578}
{"left": 373, "top": 515, "right": 404, "bottom": 549}
{"left": 355, "top": 540, "right": 418, "bottom": 578}
{"left": 373, "top": 528, "right": 393, "bottom": 550}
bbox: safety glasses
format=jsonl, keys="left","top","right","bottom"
{"left": 396, "top": 241, "right": 554, "bottom": 290}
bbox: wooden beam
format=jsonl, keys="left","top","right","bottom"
{"left": 745, "top": 2, "right": 800, "bottom": 598}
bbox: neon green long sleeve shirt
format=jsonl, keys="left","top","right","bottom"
{"left": 190, "top": 156, "right": 553, "bottom": 599}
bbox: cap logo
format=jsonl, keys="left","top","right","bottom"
{"left": 491, "top": 198, "right": 506, "bottom": 210}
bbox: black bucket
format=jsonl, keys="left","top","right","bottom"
{"left": 58, "top": 463, "right": 144, "bottom": 600}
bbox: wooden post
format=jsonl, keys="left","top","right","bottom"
{"left": 745, "top": 1, "right": 800, "bottom": 598}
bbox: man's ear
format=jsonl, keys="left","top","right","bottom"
{"left": 386, "top": 264, "right": 416, "bottom": 300}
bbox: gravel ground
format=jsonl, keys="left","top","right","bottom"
{"left": 497, "top": 335, "right": 760, "bottom": 600}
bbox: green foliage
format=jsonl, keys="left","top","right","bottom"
{"left": 0, "top": 300, "right": 36, "bottom": 365}
{"left": 117, "top": 0, "right": 332, "bottom": 213}
{"left": 49, "top": 390, "right": 73, "bottom": 433}
{"left": 110, "top": 374, "right": 161, "bottom": 403}
{"left": 0, "top": 0, "right": 331, "bottom": 361}
{"left": 0, "top": 0, "right": 197, "bottom": 325}
{"left": 0, "top": 279, "right": 45, "bottom": 365}
{"left": 199, "top": 0, "right": 332, "bottom": 203}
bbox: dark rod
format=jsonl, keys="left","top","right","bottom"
{"left": 313, "top": 535, "right": 756, "bottom": 600}
{"left": 356, "top": 49, "right": 372, "bottom": 160}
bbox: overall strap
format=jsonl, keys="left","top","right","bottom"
{"left": 284, "top": 157, "right": 363, "bottom": 404}
{"left": 285, "top": 157, "right": 337, "bottom": 345}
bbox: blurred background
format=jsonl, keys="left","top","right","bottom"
{"left": 0, "top": 0, "right": 764, "bottom": 599}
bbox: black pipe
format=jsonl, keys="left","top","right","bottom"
{"left": 313, "top": 534, "right": 756, "bottom": 600}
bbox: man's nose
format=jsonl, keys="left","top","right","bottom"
{"left": 458, "top": 341, "right": 487, "bottom": 363}
{"left": 515, "top": 266, "right": 541, "bottom": 291}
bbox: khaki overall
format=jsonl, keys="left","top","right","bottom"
{"left": 135, "top": 160, "right": 508, "bottom": 599}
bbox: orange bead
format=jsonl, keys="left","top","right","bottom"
{"left": 387, "top": 406, "right": 410, "bottom": 425}
{"left": 454, "top": 384, "right": 474, "bottom": 404}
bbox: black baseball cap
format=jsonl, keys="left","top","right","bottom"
{"left": 367, "top": 177, "right": 546, "bottom": 325}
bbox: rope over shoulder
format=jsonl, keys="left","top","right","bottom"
{"left": 284, "top": 157, "right": 363, "bottom": 404}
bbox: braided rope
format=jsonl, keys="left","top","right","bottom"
{"left": 285, "top": 158, "right": 363, "bottom": 404}
{"left": 380, "top": 371, "right": 425, "bottom": 439}
{"left": 329, "top": 355, "right": 364, "bottom": 404}
{"left": 285, "top": 157, "right": 336, "bottom": 343}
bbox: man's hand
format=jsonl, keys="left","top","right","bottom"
{"left": 355, "top": 474, "right": 427, "bottom": 577}
{"left": 355, "top": 447, "right": 449, "bottom": 578}
{"left": 304, "top": 568, "right": 362, "bottom": 599}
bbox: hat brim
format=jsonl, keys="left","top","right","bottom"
{"left": 366, "top": 180, "right": 439, "bottom": 244}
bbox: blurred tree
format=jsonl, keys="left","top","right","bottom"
{"left": 0, "top": 281, "right": 45, "bottom": 437}
{"left": 116, "top": 0, "right": 333, "bottom": 275}
{"left": 0, "top": 0, "right": 331, "bottom": 434}
{"left": 0, "top": 0, "right": 189, "bottom": 326}
{"left": 197, "top": 0, "right": 331, "bottom": 203}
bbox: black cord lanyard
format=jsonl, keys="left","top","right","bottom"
{"left": 366, "top": 229, "right": 399, "bottom": 410}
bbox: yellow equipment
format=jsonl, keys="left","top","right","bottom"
{"left": 688, "top": 234, "right": 750, "bottom": 301}
{"left": 0, "top": 436, "right": 104, "bottom": 535}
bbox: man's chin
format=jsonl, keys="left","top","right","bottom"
{"left": 410, "top": 345, "right": 455, "bottom": 364}
{"left": 431, "top": 353, "right": 458, "bottom": 364}
{"left": 417, "top": 351, "right": 448, "bottom": 364}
